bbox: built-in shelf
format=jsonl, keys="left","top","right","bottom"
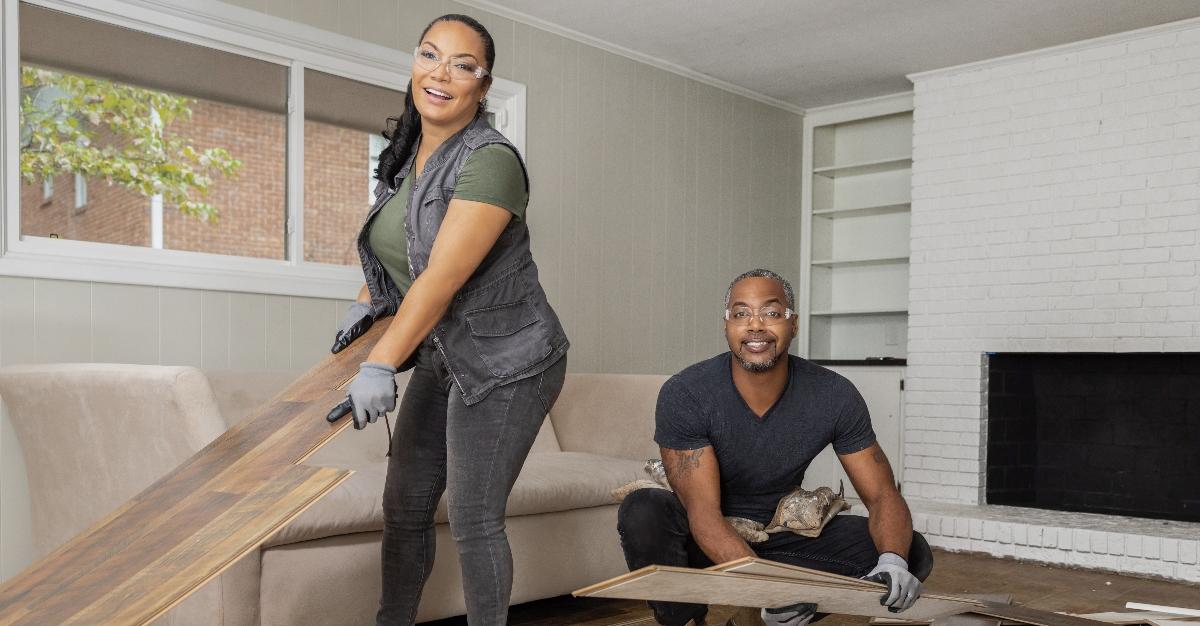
{"left": 804, "top": 98, "right": 913, "bottom": 362}
{"left": 811, "top": 255, "right": 909, "bottom": 268}
{"left": 812, "top": 202, "right": 911, "bottom": 219}
{"left": 810, "top": 308, "right": 908, "bottom": 316}
{"left": 812, "top": 157, "right": 912, "bottom": 178}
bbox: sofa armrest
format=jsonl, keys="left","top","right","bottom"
{"left": 548, "top": 373, "right": 667, "bottom": 461}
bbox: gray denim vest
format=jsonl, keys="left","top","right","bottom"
{"left": 356, "top": 117, "right": 569, "bottom": 405}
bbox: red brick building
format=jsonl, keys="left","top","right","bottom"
{"left": 20, "top": 98, "right": 375, "bottom": 266}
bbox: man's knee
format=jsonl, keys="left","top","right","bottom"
{"left": 824, "top": 514, "right": 934, "bottom": 580}
{"left": 617, "top": 489, "right": 684, "bottom": 546}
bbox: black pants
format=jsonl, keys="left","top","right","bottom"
{"left": 616, "top": 488, "right": 933, "bottom": 626}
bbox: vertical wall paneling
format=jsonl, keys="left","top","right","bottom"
{"left": 91, "top": 283, "right": 159, "bottom": 365}
{"left": 265, "top": 295, "right": 293, "bottom": 370}
{"left": 200, "top": 291, "right": 232, "bottom": 369}
{"left": 229, "top": 293, "right": 268, "bottom": 370}
{"left": 290, "top": 297, "right": 338, "bottom": 370}
{"left": 159, "top": 288, "right": 204, "bottom": 367}
{"left": 35, "top": 280, "right": 91, "bottom": 364}
{"left": 0, "top": 277, "right": 37, "bottom": 365}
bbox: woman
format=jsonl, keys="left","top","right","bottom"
{"left": 330, "top": 14, "right": 569, "bottom": 626}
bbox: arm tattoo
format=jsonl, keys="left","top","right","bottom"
{"left": 872, "top": 448, "right": 888, "bottom": 465}
{"left": 664, "top": 448, "right": 705, "bottom": 482}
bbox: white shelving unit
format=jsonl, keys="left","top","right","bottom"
{"left": 800, "top": 94, "right": 913, "bottom": 361}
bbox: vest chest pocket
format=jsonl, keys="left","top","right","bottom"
{"left": 463, "top": 300, "right": 553, "bottom": 377}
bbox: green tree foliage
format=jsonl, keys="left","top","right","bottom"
{"left": 19, "top": 67, "right": 242, "bottom": 222}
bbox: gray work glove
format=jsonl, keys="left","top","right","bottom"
{"left": 863, "top": 552, "right": 922, "bottom": 612}
{"left": 332, "top": 301, "right": 374, "bottom": 354}
{"left": 761, "top": 602, "right": 816, "bottom": 626}
{"left": 345, "top": 362, "right": 397, "bottom": 430}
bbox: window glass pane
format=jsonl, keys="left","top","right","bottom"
{"left": 18, "top": 3, "right": 288, "bottom": 259}
{"left": 303, "top": 68, "right": 405, "bottom": 265}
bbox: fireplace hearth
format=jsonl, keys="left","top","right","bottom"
{"left": 986, "top": 353, "right": 1200, "bottom": 523}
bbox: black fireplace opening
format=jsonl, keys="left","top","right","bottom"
{"left": 986, "top": 353, "right": 1200, "bottom": 523}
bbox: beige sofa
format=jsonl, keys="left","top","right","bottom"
{"left": 0, "top": 364, "right": 667, "bottom": 625}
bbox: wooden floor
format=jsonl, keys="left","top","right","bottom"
{"left": 424, "top": 550, "right": 1200, "bottom": 626}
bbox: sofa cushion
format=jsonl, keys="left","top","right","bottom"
{"left": 270, "top": 452, "right": 644, "bottom": 547}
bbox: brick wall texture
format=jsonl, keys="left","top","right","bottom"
{"left": 906, "top": 23, "right": 1200, "bottom": 504}
{"left": 20, "top": 98, "right": 373, "bottom": 265}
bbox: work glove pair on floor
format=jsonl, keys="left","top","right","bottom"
{"left": 760, "top": 552, "right": 922, "bottom": 624}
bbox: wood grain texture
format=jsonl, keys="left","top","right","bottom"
{"left": 0, "top": 320, "right": 386, "bottom": 625}
{"left": 573, "top": 564, "right": 978, "bottom": 621}
{"left": 973, "top": 602, "right": 1115, "bottom": 626}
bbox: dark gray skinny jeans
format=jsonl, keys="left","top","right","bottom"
{"left": 376, "top": 342, "right": 566, "bottom": 626}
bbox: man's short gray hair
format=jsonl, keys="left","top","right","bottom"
{"left": 724, "top": 269, "right": 795, "bottom": 310}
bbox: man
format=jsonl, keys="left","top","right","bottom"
{"left": 617, "top": 269, "right": 931, "bottom": 626}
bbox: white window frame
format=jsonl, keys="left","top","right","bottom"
{"left": 0, "top": 0, "right": 527, "bottom": 299}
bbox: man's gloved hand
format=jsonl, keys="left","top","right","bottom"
{"left": 761, "top": 602, "right": 817, "bottom": 626}
{"left": 863, "top": 552, "right": 922, "bottom": 612}
{"left": 332, "top": 301, "right": 374, "bottom": 354}
{"left": 345, "top": 362, "right": 397, "bottom": 430}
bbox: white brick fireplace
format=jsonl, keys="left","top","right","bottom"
{"left": 904, "top": 18, "right": 1200, "bottom": 582}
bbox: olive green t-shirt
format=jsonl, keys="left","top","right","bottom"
{"left": 367, "top": 144, "right": 527, "bottom": 294}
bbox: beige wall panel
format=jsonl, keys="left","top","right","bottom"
{"left": 265, "top": 295, "right": 294, "bottom": 370}
{"left": 201, "top": 291, "right": 231, "bottom": 369}
{"left": 158, "top": 288, "right": 203, "bottom": 367}
{"left": 290, "top": 297, "right": 338, "bottom": 370}
{"left": 524, "top": 27, "right": 565, "bottom": 303}
{"left": 336, "top": 0, "right": 366, "bottom": 40}
{"left": 360, "top": 0, "right": 402, "bottom": 49}
{"left": 230, "top": 293, "right": 268, "bottom": 370}
{"left": 288, "top": 0, "right": 340, "bottom": 34}
{"left": 0, "top": 277, "right": 37, "bottom": 366}
{"left": 91, "top": 283, "right": 159, "bottom": 365}
{"left": 35, "top": 280, "right": 91, "bottom": 364}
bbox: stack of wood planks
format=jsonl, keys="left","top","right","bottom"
{"left": 574, "top": 557, "right": 1119, "bottom": 626}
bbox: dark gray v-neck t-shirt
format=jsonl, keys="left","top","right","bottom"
{"left": 654, "top": 353, "right": 876, "bottom": 523}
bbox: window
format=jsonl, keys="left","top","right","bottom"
{"left": 302, "top": 68, "right": 405, "bottom": 266}
{"left": 0, "top": 0, "right": 526, "bottom": 298}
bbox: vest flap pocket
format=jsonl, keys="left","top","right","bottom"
{"left": 464, "top": 300, "right": 540, "bottom": 337}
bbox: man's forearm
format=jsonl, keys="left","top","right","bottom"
{"left": 866, "top": 493, "right": 913, "bottom": 559}
{"left": 689, "top": 514, "right": 755, "bottom": 564}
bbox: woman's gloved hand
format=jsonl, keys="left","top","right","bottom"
{"left": 344, "top": 362, "right": 398, "bottom": 430}
{"left": 863, "top": 552, "right": 922, "bottom": 612}
{"left": 331, "top": 301, "right": 374, "bottom": 354}
{"left": 761, "top": 601, "right": 817, "bottom": 626}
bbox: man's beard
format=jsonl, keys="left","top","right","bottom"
{"left": 734, "top": 346, "right": 778, "bottom": 373}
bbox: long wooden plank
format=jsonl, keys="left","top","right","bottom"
{"left": 710, "top": 558, "right": 985, "bottom": 606}
{"left": 0, "top": 320, "right": 387, "bottom": 625}
{"left": 973, "top": 602, "right": 1114, "bottom": 626}
{"left": 573, "top": 565, "right": 977, "bottom": 621}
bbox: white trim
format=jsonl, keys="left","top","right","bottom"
{"left": 908, "top": 15, "right": 1200, "bottom": 81}
{"left": 802, "top": 92, "right": 913, "bottom": 127}
{"left": 1, "top": 0, "right": 528, "bottom": 298}
{"left": 286, "top": 61, "right": 303, "bottom": 263}
{"left": 2, "top": 0, "right": 17, "bottom": 258}
{"left": 454, "top": 0, "right": 806, "bottom": 116}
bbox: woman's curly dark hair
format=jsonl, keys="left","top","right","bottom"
{"left": 374, "top": 14, "right": 495, "bottom": 185}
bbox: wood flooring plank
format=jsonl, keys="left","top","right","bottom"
{"left": 575, "top": 565, "right": 977, "bottom": 621}
{"left": 0, "top": 321, "right": 388, "bottom": 625}
{"left": 974, "top": 602, "right": 1114, "bottom": 626}
{"left": 66, "top": 466, "right": 350, "bottom": 626}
